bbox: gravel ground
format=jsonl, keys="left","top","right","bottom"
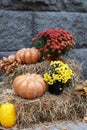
{"left": 0, "top": 122, "right": 87, "bottom": 130}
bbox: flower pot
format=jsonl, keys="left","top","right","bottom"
{"left": 48, "top": 81, "right": 64, "bottom": 95}
{"left": 44, "top": 56, "right": 62, "bottom": 61}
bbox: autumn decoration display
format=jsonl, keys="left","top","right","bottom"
{"left": 0, "top": 27, "right": 87, "bottom": 129}
{"left": 32, "top": 28, "right": 75, "bottom": 60}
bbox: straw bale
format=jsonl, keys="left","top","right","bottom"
{"left": 0, "top": 58, "right": 84, "bottom": 129}
{"left": 0, "top": 83, "right": 86, "bottom": 129}
{"left": 3, "top": 58, "right": 81, "bottom": 88}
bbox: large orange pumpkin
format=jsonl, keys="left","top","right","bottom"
{"left": 15, "top": 47, "right": 41, "bottom": 64}
{"left": 13, "top": 73, "right": 47, "bottom": 99}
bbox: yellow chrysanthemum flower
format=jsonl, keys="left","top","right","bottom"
{"left": 43, "top": 60, "right": 74, "bottom": 85}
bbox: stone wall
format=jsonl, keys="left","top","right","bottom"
{"left": 0, "top": 0, "right": 87, "bottom": 79}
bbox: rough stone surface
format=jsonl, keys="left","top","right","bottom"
{"left": 0, "top": 0, "right": 1, "bottom": 6}
{"left": 0, "top": 11, "right": 87, "bottom": 50}
{"left": 1, "top": 0, "right": 10, "bottom": 6}
{"left": 34, "top": 12, "right": 87, "bottom": 48}
{"left": 0, "top": 10, "right": 33, "bottom": 51}
{"left": 67, "top": 49, "right": 87, "bottom": 79}
{"left": 0, "top": 0, "right": 87, "bottom": 12}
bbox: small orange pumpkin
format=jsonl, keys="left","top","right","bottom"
{"left": 13, "top": 73, "right": 47, "bottom": 99}
{"left": 15, "top": 47, "right": 41, "bottom": 64}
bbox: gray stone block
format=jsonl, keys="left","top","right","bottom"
{"left": 0, "top": 10, "right": 33, "bottom": 51}
{"left": 67, "top": 49, "right": 87, "bottom": 80}
{"left": 0, "top": 0, "right": 1, "bottom": 5}
{"left": 34, "top": 12, "right": 87, "bottom": 48}
{"left": 1, "top": 0, "right": 87, "bottom": 12}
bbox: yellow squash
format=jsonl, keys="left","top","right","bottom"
{"left": 0, "top": 103, "right": 16, "bottom": 128}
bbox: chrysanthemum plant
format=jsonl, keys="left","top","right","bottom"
{"left": 43, "top": 61, "right": 74, "bottom": 85}
{"left": 32, "top": 28, "right": 76, "bottom": 60}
